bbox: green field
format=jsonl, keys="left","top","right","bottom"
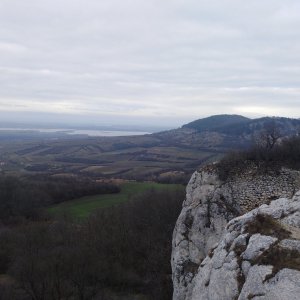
{"left": 48, "top": 182, "right": 184, "bottom": 219}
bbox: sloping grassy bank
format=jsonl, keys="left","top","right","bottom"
{"left": 48, "top": 181, "right": 184, "bottom": 219}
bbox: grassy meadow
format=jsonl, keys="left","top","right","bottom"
{"left": 48, "top": 181, "right": 184, "bottom": 219}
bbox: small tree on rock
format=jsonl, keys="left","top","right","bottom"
{"left": 254, "top": 120, "right": 282, "bottom": 150}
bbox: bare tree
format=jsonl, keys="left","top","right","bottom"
{"left": 254, "top": 120, "right": 282, "bottom": 150}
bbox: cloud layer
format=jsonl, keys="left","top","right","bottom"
{"left": 0, "top": 0, "right": 299, "bottom": 126}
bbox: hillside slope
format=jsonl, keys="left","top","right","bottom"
{"left": 1, "top": 115, "right": 300, "bottom": 180}
{"left": 155, "top": 115, "right": 300, "bottom": 154}
{"left": 182, "top": 114, "right": 250, "bottom": 132}
{"left": 183, "top": 115, "right": 300, "bottom": 136}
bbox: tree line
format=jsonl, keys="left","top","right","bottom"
{"left": 0, "top": 175, "right": 120, "bottom": 223}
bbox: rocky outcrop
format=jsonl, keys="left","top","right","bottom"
{"left": 172, "top": 165, "right": 300, "bottom": 300}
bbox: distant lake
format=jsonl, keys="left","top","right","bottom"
{"left": 0, "top": 128, "right": 150, "bottom": 137}
{"left": 68, "top": 129, "right": 150, "bottom": 136}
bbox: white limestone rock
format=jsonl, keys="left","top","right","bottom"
{"left": 171, "top": 168, "right": 241, "bottom": 300}
{"left": 242, "top": 234, "right": 277, "bottom": 261}
{"left": 172, "top": 173, "right": 300, "bottom": 300}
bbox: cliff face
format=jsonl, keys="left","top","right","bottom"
{"left": 172, "top": 166, "right": 300, "bottom": 300}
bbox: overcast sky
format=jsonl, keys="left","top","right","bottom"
{"left": 0, "top": 0, "right": 299, "bottom": 128}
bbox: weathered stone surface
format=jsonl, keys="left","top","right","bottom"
{"left": 238, "top": 265, "right": 274, "bottom": 299}
{"left": 172, "top": 165, "right": 300, "bottom": 300}
{"left": 242, "top": 234, "right": 277, "bottom": 261}
{"left": 171, "top": 166, "right": 241, "bottom": 300}
{"left": 239, "top": 268, "right": 300, "bottom": 300}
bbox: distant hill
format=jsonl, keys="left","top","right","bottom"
{"left": 154, "top": 115, "right": 300, "bottom": 151}
{"left": 183, "top": 115, "right": 300, "bottom": 137}
{"left": 182, "top": 114, "right": 250, "bottom": 132}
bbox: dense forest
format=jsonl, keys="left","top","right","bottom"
{"left": 0, "top": 176, "right": 184, "bottom": 299}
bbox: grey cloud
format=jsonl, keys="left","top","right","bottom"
{"left": 0, "top": 0, "right": 299, "bottom": 127}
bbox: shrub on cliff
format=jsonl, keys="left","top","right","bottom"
{"left": 217, "top": 135, "right": 300, "bottom": 180}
